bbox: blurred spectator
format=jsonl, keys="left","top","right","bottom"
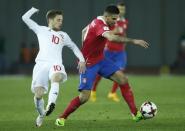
{"left": 30, "top": 41, "right": 38, "bottom": 64}
{"left": 171, "top": 33, "right": 185, "bottom": 73}
{"left": 20, "top": 42, "right": 31, "bottom": 64}
{"left": 0, "top": 35, "right": 6, "bottom": 74}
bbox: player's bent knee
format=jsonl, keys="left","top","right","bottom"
{"left": 51, "top": 73, "right": 63, "bottom": 82}
{"left": 119, "top": 76, "right": 128, "bottom": 85}
{"left": 34, "top": 87, "right": 45, "bottom": 99}
{"left": 111, "top": 71, "right": 128, "bottom": 85}
{"left": 79, "top": 90, "right": 91, "bottom": 104}
{"left": 79, "top": 96, "right": 89, "bottom": 104}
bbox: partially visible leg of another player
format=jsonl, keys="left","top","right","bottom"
{"left": 107, "top": 81, "right": 120, "bottom": 102}
{"left": 45, "top": 73, "right": 63, "bottom": 116}
{"left": 90, "top": 75, "right": 102, "bottom": 102}
{"left": 91, "top": 75, "right": 120, "bottom": 103}
{"left": 107, "top": 70, "right": 126, "bottom": 102}
{"left": 110, "top": 71, "right": 143, "bottom": 122}
{"left": 33, "top": 87, "right": 45, "bottom": 127}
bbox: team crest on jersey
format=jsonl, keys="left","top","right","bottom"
{"left": 103, "top": 26, "right": 109, "bottom": 31}
{"left": 118, "top": 27, "right": 123, "bottom": 33}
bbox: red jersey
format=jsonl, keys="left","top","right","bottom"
{"left": 105, "top": 18, "right": 128, "bottom": 51}
{"left": 82, "top": 16, "right": 110, "bottom": 66}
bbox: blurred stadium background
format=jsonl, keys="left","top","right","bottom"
{"left": 0, "top": 0, "right": 185, "bottom": 75}
{"left": 0, "top": 0, "right": 185, "bottom": 131}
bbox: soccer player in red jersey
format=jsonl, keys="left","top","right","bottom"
{"left": 56, "top": 5, "right": 149, "bottom": 126}
{"left": 90, "top": 2, "right": 128, "bottom": 102}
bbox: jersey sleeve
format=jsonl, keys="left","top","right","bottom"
{"left": 63, "top": 33, "right": 85, "bottom": 62}
{"left": 22, "top": 7, "right": 41, "bottom": 34}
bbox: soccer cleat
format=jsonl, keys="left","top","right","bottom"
{"left": 132, "top": 111, "right": 144, "bottom": 122}
{"left": 55, "top": 118, "right": 65, "bottom": 127}
{"left": 36, "top": 115, "right": 44, "bottom": 127}
{"left": 107, "top": 92, "right": 120, "bottom": 102}
{"left": 45, "top": 103, "right": 55, "bottom": 116}
{"left": 90, "top": 91, "right": 97, "bottom": 102}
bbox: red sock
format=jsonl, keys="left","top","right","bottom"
{"left": 59, "top": 96, "right": 81, "bottom": 119}
{"left": 119, "top": 83, "right": 137, "bottom": 115}
{"left": 92, "top": 75, "right": 102, "bottom": 91}
{"left": 111, "top": 82, "right": 119, "bottom": 93}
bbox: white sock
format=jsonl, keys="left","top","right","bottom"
{"left": 48, "top": 82, "right": 59, "bottom": 105}
{"left": 34, "top": 97, "right": 45, "bottom": 116}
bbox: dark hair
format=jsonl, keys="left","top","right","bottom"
{"left": 117, "top": 2, "right": 125, "bottom": 6}
{"left": 46, "top": 10, "right": 63, "bottom": 21}
{"left": 104, "top": 5, "right": 120, "bottom": 15}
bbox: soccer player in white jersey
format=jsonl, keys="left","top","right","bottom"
{"left": 22, "top": 7, "right": 86, "bottom": 127}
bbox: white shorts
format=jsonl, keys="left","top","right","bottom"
{"left": 31, "top": 61, "right": 67, "bottom": 93}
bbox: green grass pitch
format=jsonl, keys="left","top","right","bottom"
{"left": 0, "top": 75, "right": 185, "bottom": 131}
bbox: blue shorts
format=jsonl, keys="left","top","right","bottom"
{"left": 79, "top": 58, "right": 120, "bottom": 91}
{"left": 104, "top": 50, "right": 127, "bottom": 69}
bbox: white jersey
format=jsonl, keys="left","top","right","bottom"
{"left": 22, "top": 8, "right": 85, "bottom": 64}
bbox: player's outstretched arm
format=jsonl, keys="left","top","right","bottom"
{"left": 68, "top": 42, "right": 86, "bottom": 73}
{"left": 64, "top": 33, "right": 86, "bottom": 73}
{"left": 131, "top": 39, "right": 149, "bottom": 48}
{"left": 103, "top": 31, "right": 149, "bottom": 48}
{"left": 22, "top": 7, "right": 40, "bottom": 33}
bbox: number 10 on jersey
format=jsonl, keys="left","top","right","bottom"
{"left": 52, "top": 35, "right": 59, "bottom": 44}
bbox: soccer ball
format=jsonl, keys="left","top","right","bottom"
{"left": 140, "top": 101, "right": 157, "bottom": 119}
